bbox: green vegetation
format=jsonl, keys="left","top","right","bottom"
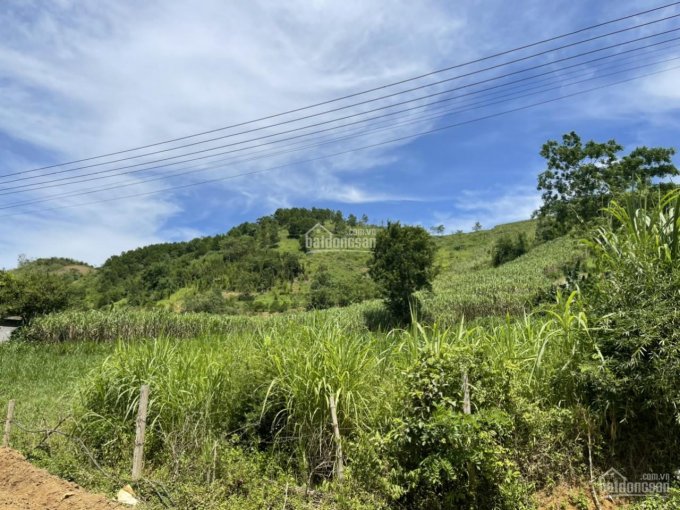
{"left": 0, "top": 267, "right": 73, "bottom": 320}
{"left": 577, "top": 191, "right": 680, "bottom": 474}
{"left": 491, "top": 231, "right": 529, "bottom": 266}
{"left": 534, "top": 131, "right": 676, "bottom": 240}
{"left": 2, "top": 133, "right": 680, "bottom": 509}
{"left": 369, "top": 222, "right": 438, "bottom": 322}
{"left": 1, "top": 207, "right": 383, "bottom": 315}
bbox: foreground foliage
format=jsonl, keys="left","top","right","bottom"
{"left": 579, "top": 190, "right": 680, "bottom": 474}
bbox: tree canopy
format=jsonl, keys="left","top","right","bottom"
{"left": 369, "top": 222, "right": 437, "bottom": 322}
{"left": 534, "top": 131, "right": 677, "bottom": 240}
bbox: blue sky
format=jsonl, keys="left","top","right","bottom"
{"left": 1, "top": 0, "right": 679, "bottom": 268}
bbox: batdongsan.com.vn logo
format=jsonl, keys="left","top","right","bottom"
{"left": 304, "top": 223, "right": 377, "bottom": 253}
{"left": 598, "top": 467, "right": 674, "bottom": 498}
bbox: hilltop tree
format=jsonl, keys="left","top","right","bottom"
{"left": 534, "top": 131, "right": 677, "bottom": 240}
{"left": 0, "top": 269, "right": 72, "bottom": 320}
{"left": 256, "top": 216, "right": 280, "bottom": 248}
{"left": 430, "top": 224, "right": 446, "bottom": 235}
{"left": 472, "top": 221, "right": 482, "bottom": 232}
{"left": 369, "top": 222, "right": 437, "bottom": 322}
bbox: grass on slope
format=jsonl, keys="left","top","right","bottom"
{"left": 424, "top": 221, "right": 579, "bottom": 324}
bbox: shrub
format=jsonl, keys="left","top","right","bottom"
{"left": 0, "top": 269, "right": 73, "bottom": 320}
{"left": 362, "top": 326, "right": 533, "bottom": 509}
{"left": 182, "top": 288, "right": 229, "bottom": 313}
{"left": 491, "top": 232, "right": 529, "bottom": 266}
{"left": 578, "top": 191, "right": 680, "bottom": 473}
{"left": 308, "top": 265, "right": 378, "bottom": 310}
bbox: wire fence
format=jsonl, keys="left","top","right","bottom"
{"left": 2, "top": 390, "right": 175, "bottom": 507}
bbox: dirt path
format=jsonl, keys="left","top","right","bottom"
{"left": 0, "top": 448, "right": 122, "bottom": 509}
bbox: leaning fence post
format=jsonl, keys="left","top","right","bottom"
{"left": 3, "top": 400, "right": 15, "bottom": 447}
{"left": 462, "top": 371, "right": 471, "bottom": 415}
{"left": 328, "top": 393, "right": 344, "bottom": 481}
{"left": 131, "top": 385, "right": 150, "bottom": 481}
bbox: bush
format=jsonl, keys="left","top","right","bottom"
{"left": 361, "top": 330, "right": 533, "bottom": 509}
{"left": 182, "top": 288, "right": 229, "bottom": 313}
{"left": 308, "top": 265, "right": 378, "bottom": 310}
{"left": 578, "top": 191, "right": 680, "bottom": 474}
{"left": 0, "top": 269, "right": 73, "bottom": 320}
{"left": 491, "top": 233, "right": 529, "bottom": 266}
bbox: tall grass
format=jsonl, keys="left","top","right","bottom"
{"left": 589, "top": 189, "right": 680, "bottom": 270}
{"left": 19, "top": 304, "right": 383, "bottom": 343}
{"left": 70, "top": 297, "right": 595, "bottom": 484}
{"left": 260, "top": 320, "right": 395, "bottom": 478}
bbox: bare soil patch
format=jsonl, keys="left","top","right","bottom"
{"left": 0, "top": 448, "right": 121, "bottom": 510}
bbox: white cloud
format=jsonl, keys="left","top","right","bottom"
{"left": 1, "top": 0, "right": 679, "bottom": 267}
{"left": 0, "top": 0, "right": 470, "bottom": 267}
{"left": 432, "top": 185, "right": 541, "bottom": 233}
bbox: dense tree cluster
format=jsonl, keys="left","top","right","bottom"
{"left": 1, "top": 208, "right": 377, "bottom": 315}
{"left": 534, "top": 131, "right": 677, "bottom": 240}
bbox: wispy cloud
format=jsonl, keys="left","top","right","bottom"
{"left": 431, "top": 185, "right": 541, "bottom": 233}
{"left": 1, "top": 0, "right": 679, "bottom": 267}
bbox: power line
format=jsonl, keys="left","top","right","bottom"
{"left": 2, "top": 63, "right": 677, "bottom": 219}
{"left": 15, "top": 46, "right": 678, "bottom": 211}
{"left": 4, "top": 27, "right": 680, "bottom": 194}
{"left": 3, "top": 36, "right": 679, "bottom": 199}
{"left": 6, "top": 53, "right": 680, "bottom": 212}
{"left": 2, "top": 3, "right": 679, "bottom": 180}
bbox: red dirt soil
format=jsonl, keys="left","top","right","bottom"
{"left": 0, "top": 448, "right": 121, "bottom": 510}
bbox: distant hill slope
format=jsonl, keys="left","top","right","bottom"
{"left": 13, "top": 257, "right": 94, "bottom": 278}
{"left": 11, "top": 212, "right": 578, "bottom": 319}
{"left": 394, "top": 220, "right": 578, "bottom": 324}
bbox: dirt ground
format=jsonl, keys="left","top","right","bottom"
{"left": 536, "top": 483, "right": 628, "bottom": 509}
{"left": 0, "top": 448, "right": 121, "bottom": 510}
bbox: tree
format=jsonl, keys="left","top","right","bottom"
{"left": 534, "top": 131, "right": 677, "bottom": 240}
{"left": 0, "top": 269, "right": 72, "bottom": 320}
{"left": 472, "top": 221, "right": 482, "bottom": 232}
{"left": 430, "top": 224, "right": 445, "bottom": 235}
{"left": 369, "top": 222, "right": 437, "bottom": 322}
{"left": 347, "top": 214, "right": 358, "bottom": 227}
{"left": 256, "top": 216, "right": 280, "bottom": 248}
{"left": 361, "top": 214, "right": 369, "bottom": 225}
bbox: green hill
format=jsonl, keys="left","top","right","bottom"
{"left": 426, "top": 220, "right": 577, "bottom": 323}
{"left": 8, "top": 211, "right": 578, "bottom": 320}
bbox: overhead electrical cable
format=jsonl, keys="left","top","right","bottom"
{"left": 1, "top": 4, "right": 679, "bottom": 180}
{"left": 3, "top": 28, "right": 680, "bottom": 194}
{"left": 2, "top": 63, "right": 678, "bottom": 219}
{"left": 12, "top": 42, "right": 680, "bottom": 210}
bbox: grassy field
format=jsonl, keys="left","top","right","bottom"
{"left": 1, "top": 223, "right": 617, "bottom": 509}
{"left": 1, "top": 309, "right": 593, "bottom": 508}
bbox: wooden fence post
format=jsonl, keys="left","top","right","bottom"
{"left": 328, "top": 394, "right": 344, "bottom": 481}
{"left": 132, "top": 385, "right": 150, "bottom": 481}
{"left": 462, "top": 371, "right": 471, "bottom": 415}
{"left": 3, "top": 400, "right": 15, "bottom": 447}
